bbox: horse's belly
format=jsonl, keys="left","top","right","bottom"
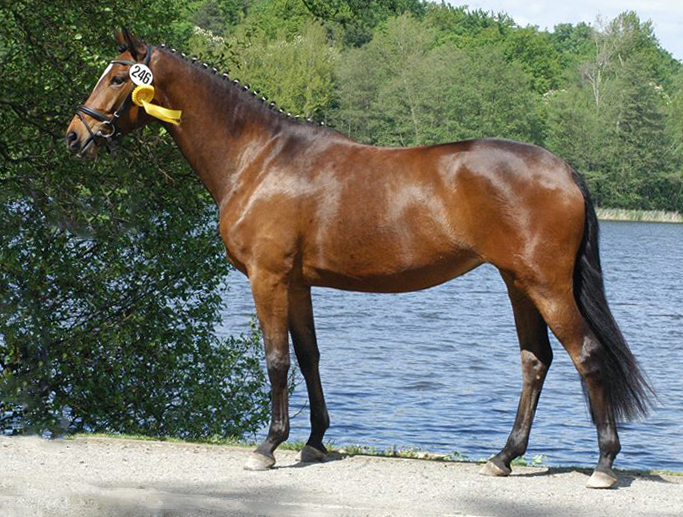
{"left": 303, "top": 247, "right": 482, "bottom": 293}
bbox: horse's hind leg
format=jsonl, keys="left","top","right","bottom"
{"left": 289, "top": 284, "right": 330, "bottom": 463}
{"left": 480, "top": 276, "right": 552, "bottom": 477}
{"left": 525, "top": 282, "right": 621, "bottom": 489}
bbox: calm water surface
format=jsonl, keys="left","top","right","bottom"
{"left": 218, "top": 221, "right": 683, "bottom": 471}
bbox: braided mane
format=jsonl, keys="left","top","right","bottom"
{"left": 157, "top": 43, "right": 330, "bottom": 129}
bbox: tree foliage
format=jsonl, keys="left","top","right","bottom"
{"left": 301, "top": 0, "right": 426, "bottom": 46}
{"left": 334, "top": 15, "right": 543, "bottom": 146}
{"left": 0, "top": 0, "right": 269, "bottom": 438}
{"left": 544, "top": 12, "right": 682, "bottom": 209}
{"left": 230, "top": 21, "right": 339, "bottom": 118}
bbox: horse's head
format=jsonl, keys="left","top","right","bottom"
{"left": 65, "top": 28, "right": 155, "bottom": 158}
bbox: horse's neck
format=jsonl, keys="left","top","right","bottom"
{"left": 154, "top": 50, "right": 281, "bottom": 205}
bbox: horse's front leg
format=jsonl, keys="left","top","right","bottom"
{"left": 244, "top": 269, "right": 291, "bottom": 471}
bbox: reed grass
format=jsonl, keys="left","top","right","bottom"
{"left": 596, "top": 207, "right": 682, "bottom": 223}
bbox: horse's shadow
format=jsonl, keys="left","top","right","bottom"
{"left": 513, "top": 466, "right": 673, "bottom": 488}
{"left": 274, "top": 451, "right": 348, "bottom": 470}
{"left": 279, "top": 455, "right": 676, "bottom": 489}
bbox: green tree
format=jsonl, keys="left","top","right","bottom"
{"left": 665, "top": 70, "right": 683, "bottom": 170}
{"left": 0, "top": 0, "right": 269, "bottom": 437}
{"left": 423, "top": 3, "right": 514, "bottom": 49}
{"left": 335, "top": 15, "right": 543, "bottom": 147}
{"left": 545, "top": 12, "right": 680, "bottom": 209}
{"left": 549, "top": 22, "right": 594, "bottom": 69}
{"left": 502, "top": 26, "right": 563, "bottom": 93}
{"left": 334, "top": 14, "right": 438, "bottom": 145}
{"left": 193, "top": 0, "right": 227, "bottom": 34}
{"left": 302, "top": 0, "right": 426, "bottom": 46}
{"left": 193, "top": 0, "right": 252, "bottom": 35}
{"left": 603, "top": 56, "right": 670, "bottom": 208}
{"left": 442, "top": 46, "right": 545, "bottom": 143}
{"left": 228, "top": 21, "right": 340, "bottom": 118}
{"left": 229, "top": 0, "right": 315, "bottom": 40}
{"left": 544, "top": 85, "right": 609, "bottom": 202}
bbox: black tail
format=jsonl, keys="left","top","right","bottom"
{"left": 571, "top": 169, "right": 654, "bottom": 423}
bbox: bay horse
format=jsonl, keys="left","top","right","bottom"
{"left": 66, "top": 29, "right": 652, "bottom": 489}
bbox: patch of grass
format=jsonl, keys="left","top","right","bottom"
{"left": 73, "top": 432, "right": 254, "bottom": 448}
{"left": 511, "top": 454, "right": 547, "bottom": 467}
{"left": 338, "top": 444, "right": 383, "bottom": 456}
{"left": 336, "top": 444, "right": 452, "bottom": 461}
{"left": 279, "top": 439, "right": 307, "bottom": 451}
{"left": 445, "top": 451, "right": 471, "bottom": 462}
{"left": 596, "top": 207, "right": 682, "bottom": 223}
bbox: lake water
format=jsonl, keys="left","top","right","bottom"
{"left": 218, "top": 221, "right": 683, "bottom": 472}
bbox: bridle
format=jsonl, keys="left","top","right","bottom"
{"left": 75, "top": 45, "right": 152, "bottom": 154}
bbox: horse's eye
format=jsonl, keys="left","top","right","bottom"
{"left": 111, "top": 76, "right": 126, "bottom": 86}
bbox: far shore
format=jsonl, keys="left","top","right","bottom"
{"left": 596, "top": 207, "right": 682, "bottom": 223}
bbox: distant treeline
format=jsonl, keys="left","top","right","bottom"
{"left": 189, "top": 0, "right": 683, "bottom": 212}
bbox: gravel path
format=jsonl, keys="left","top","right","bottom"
{"left": 1, "top": 436, "right": 681, "bottom": 517}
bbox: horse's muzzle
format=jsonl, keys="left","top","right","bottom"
{"left": 65, "top": 128, "right": 98, "bottom": 158}
{"left": 65, "top": 131, "right": 80, "bottom": 153}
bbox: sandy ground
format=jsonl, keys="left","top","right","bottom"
{"left": 1, "top": 436, "right": 681, "bottom": 517}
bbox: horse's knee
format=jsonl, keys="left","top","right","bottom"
{"left": 266, "top": 350, "right": 290, "bottom": 383}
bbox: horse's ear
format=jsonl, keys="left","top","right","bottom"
{"left": 114, "top": 27, "right": 145, "bottom": 60}
{"left": 114, "top": 28, "right": 128, "bottom": 52}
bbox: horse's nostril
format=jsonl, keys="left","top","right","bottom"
{"left": 66, "top": 131, "right": 80, "bottom": 151}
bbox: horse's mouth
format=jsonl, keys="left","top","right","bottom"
{"left": 66, "top": 131, "right": 100, "bottom": 159}
{"left": 76, "top": 138, "right": 99, "bottom": 159}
